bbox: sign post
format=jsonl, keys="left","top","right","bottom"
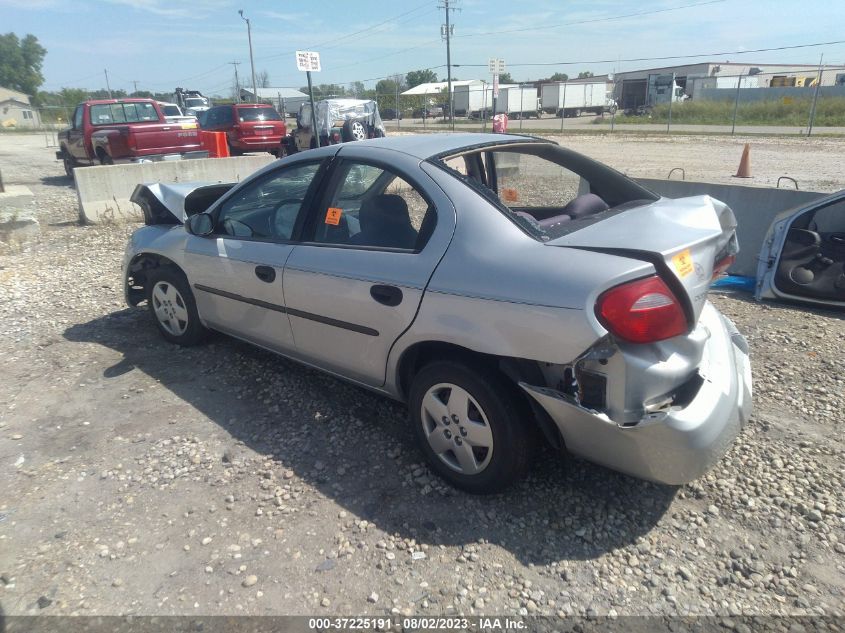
{"left": 296, "top": 51, "right": 322, "bottom": 148}
{"left": 488, "top": 58, "right": 505, "bottom": 121}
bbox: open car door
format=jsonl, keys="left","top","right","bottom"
{"left": 756, "top": 189, "right": 845, "bottom": 308}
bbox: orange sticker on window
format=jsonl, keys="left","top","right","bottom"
{"left": 325, "top": 207, "right": 343, "bottom": 225}
{"left": 502, "top": 187, "right": 518, "bottom": 202}
{"left": 672, "top": 249, "right": 694, "bottom": 277}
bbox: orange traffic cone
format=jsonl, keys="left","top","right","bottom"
{"left": 734, "top": 143, "right": 752, "bottom": 178}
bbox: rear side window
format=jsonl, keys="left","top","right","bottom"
{"left": 491, "top": 151, "right": 583, "bottom": 210}
{"left": 238, "top": 107, "right": 282, "bottom": 122}
{"left": 311, "top": 161, "right": 434, "bottom": 251}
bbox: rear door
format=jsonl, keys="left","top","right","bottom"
{"left": 282, "top": 146, "right": 455, "bottom": 386}
{"left": 236, "top": 106, "right": 285, "bottom": 140}
{"left": 756, "top": 191, "right": 845, "bottom": 307}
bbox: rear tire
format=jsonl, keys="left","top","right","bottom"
{"left": 98, "top": 152, "right": 114, "bottom": 165}
{"left": 145, "top": 268, "right": 208, "bottom": 346}
{"left": 62, "top": 151, "right": 76, "bottom": 177}
{"left": 408, "top": 360, "right": 533, "bottom": 494}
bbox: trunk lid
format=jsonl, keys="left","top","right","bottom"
{"left": 547, "top": 195, "right": 738, "bottom": 322}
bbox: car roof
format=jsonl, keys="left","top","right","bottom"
{"left": 345, "top": 132, "right": 552, "bottom": 160}
{"left": 233, "top": 103, "right": 276, "bottom": 108}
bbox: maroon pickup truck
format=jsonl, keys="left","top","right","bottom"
{"left": 57, "top": 99, "right": 203, "bottom": 175}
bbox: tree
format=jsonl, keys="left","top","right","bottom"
{"left": 0, "top": 33, "right": 47, "bottom": 96}
{"left": 257, "top": 70, "right": 270, "bottom": 88}
{"left": 498, "top": 72, "right": 514, "bottom": 84}
{"left": 577, "top": 71, "right": 594, "bottom": 79}
{"left": 549, "top": 72, "right": 568, "bottom": 82}
{"left": 375, "top": 78, "right": 401, "bottom": 98}
{"left": 405, "top": 69, "right": 437, "bottom": 88}
{"left": 348, "top": 81, "right": 365, "bottom": 97}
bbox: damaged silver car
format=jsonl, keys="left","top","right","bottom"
{"left": 124, "top": 133, "right": 752, "bottom": 493}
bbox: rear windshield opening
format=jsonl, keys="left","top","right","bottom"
{"left": 239, "top": 107, "right": 282, "bottom": 122}
{"left": 434, "top": 142, "right": 658, "bottom": 241}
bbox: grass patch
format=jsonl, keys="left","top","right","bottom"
{"left": 595, "top": 97, "right": 845, "bottom": 126}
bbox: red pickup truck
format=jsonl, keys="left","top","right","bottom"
{"left": 57, "top": 99, "right": 203, "bottom": 176}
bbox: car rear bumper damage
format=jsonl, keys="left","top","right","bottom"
{"left": 520, "top": 302, "right": 752, "bottom": 485}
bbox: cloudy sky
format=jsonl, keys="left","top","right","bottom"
{"left": 3, "top": 0, "right": 844, "bottom": 95}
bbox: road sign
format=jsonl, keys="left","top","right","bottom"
{"left": 296, "top": 51, "right": 321, "bottom": 72}
{"left": 493, "top": 74, "right": 499, "bottom": 98}
{"left": 488, "top": 58, "right": 506, "bottom": 74}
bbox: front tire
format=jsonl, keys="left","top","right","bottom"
{"left": 145, "top": 268, "right": 208, "bottom": 346}
{"left": 62, "top": 152, "right": 76, "bottom": 177}
{"left": 343, "top": 118, "right": 368, "bottom": 142}
{"left": 408, "top": 360, "right": 533, "bottom": 494}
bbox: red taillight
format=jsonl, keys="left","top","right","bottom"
{"left": 331, "top": 132, "right": 341, "bottom": 142}
{"left": 596, "top": 275, "right": 688, "bottom": 344}
{"left": 712, "top": 254, "right": 736, "bottom": 279}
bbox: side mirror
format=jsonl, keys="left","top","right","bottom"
{"left": 185, "top": 212, "right": 214, "bottom": 236}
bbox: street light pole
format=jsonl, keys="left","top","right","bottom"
{"left": 239, "top": 10, "right": 258, "bottom": 103}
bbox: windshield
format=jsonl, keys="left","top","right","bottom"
{"left": 185, "top": 98, "right": 206, "bottom": 108}
{"left": 161, "top": 105, "right": 181, "bottom": 116}
{"left": 238, "top": 107, "right": 282, "bottom": 122}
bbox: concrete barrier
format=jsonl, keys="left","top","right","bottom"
{"left": 74, "top": 155, "right": 276, "bottom": 224}
{"left": 635, "top": 178, "right": 827, "bottom": 277}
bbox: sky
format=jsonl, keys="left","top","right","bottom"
{"left": 2, "top": 0, "right": 845, "bottom": 97}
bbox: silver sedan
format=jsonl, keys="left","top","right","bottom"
{"left": 124, "top": 133, "right": 752, "bottom": 493}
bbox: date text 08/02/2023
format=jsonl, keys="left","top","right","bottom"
{"left": 307, "top": 617, "right": 526, "bottom": 630}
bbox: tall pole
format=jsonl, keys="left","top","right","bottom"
{"left": 307, "top": 70, "right": 319, "bottom": 148}
{"left": 440, "top": 0, "right": 456, "bottom": 130}
{"left": 666, "top": 72, "right": 675, "bottom": 134}
{"left": 731, "top": 71, "right": 743, "bottom": 136}
{"left": 132, "top": 80, "right": 139, "bottom": 95}
{"left": 807, "top": 54, "right": 824, "bottom": 138}
{"left": 104, "top": 69, "right": 112, "bottom": 99}
{"left": 229, "top": 61, "right": 241, "bottom": 103}
{"left": 239, "top": 10, "right": 258, "bottom": 103}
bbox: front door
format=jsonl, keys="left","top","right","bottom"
{"left": 282, "top": 149, "right": 454, "bottom": 386}
{"left": 758, "top": 192, "right": 845, "bottom": 307}
{"left": 183, "top": 159, "right": 325, "bottom": 352}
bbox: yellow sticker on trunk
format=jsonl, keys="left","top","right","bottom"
{"left": 672, "top": 249, "right": 694, "bottom": 277}
{"left": 325, "top": 207, "right": 342, "bottom": 225}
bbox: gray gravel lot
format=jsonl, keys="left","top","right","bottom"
{"left": 0, "top": 133, "right": 843, "bottom": 618}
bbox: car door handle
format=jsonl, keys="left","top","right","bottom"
{"left": 254, "top": 265, "right": 276, "bottom": 283}
{"left": 370, "top": 284, "right": 403, "bottom": 306}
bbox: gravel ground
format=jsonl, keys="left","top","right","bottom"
{"left": 0, "top": 133, "right": 843, "bottom": 619}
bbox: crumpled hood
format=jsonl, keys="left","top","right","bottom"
{"left": 130, "top": 181, "right": 235, "bottom": 224}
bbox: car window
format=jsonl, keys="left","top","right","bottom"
{"left": 490, "top": 151, "right": 583, "bottom": 209}
{"left": 73, "top": 106, "right": 83, "bottom": 129}
{"left": 215, "top": 162, "right": 321, "bottom": 241}
{"left": 311, "top": 161, "right": 433, "bottom": 250}
{"left": 238, "top": 107, "right": 282, "bottom": 122}
{"left": 807, "top": 199, "right": 845, "bottom": 233}
{"left": 220, "top": 107, "right": 234, "bottom": 125}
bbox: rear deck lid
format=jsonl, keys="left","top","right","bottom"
{"left": 547, "top": 195, "right": 738, "bottom": 322}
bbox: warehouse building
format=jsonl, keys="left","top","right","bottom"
{"left": 592, "top": 62, "right": 843, "bottom": 110}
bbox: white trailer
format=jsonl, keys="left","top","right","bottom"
{"left": 453, "top": 83, "right": 517, "bottom": 118}
{"left": 497, "top": 86, "right": 540, "bottom": 118}
{"left": 540, "top": 81, "right": 609, "bottom": 117}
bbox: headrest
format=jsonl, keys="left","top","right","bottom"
{"left": 358, "top": 194, "right": 411, "bottom": 230}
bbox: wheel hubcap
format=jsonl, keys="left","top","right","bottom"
{"left": 152, "top": 281, "right": 189, "bottom": 336}
{"left": 421, "top": 383, "right": 493, "bottom": 475}
{"left": 351, "top": 122, "right": 366, "bottom": 140}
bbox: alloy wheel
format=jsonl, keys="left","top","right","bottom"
{"left": 420, "top": 382, "right": 494, "bottom": 475}
{"left": 151, "top": 281, "right": 189, "bottom": 336}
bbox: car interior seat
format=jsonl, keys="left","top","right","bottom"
{"left": 348, "top": 194, "right": 418, "bottom": 249}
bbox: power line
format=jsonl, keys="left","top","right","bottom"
{"left": 452, "top": 39, "right": 845, "bottom": 69}
{"left": 454, "top": 0, "right": 726, "bottom": 39}
{"left": 255, "top": 2, "right": 433, "bottom": 61}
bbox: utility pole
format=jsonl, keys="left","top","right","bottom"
{"left": 229, "top": 61, "right": 242, "bottom": 103}
{"left": 239, "top": 10, "right": 258, "bottom": 103}
{"left": 807, "top": 53, "right": 824, "bottom": 137}
{"left": 132, "top": 80, "right": 139, "bottom": 95}
{"left": 104, "top": 69, "right": 113, "bottom": 99}
{"left": 439, "top": 0, "right": 459, "bottom": 130}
